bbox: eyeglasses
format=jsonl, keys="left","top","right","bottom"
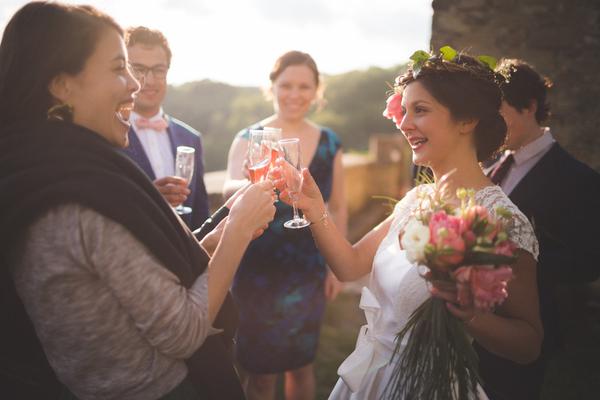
{"left": 130, "top": 63, "right": 169, "bottom": 80}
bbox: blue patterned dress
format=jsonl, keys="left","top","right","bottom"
{"left": 232, "top": 125, "right": 341, "bottom": 374}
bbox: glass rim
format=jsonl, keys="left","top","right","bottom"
{"left": 176, "top": 145, "right": 195, "bottom": 154}
{"left": 278, "top": 138, "right": 299, "bottom": 144}
{"left": 263, "top": 127, "right": 282, "bottom": 133}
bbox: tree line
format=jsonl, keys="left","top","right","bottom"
{"left": 163, "top": 63, "right": 407, "bottom": 171}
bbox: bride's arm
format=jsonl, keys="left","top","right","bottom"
{"left": 275, "top": 167, "right": 393, "bottom": 282}
{"left": 310, "top": 212, "right": 393, "bottom": 282}
{"left": 467, "top": 251, "right": 542, "bottom": 363}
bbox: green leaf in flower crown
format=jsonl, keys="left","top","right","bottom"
{"left": 439, "top": 45, "right": 457, "bottom": 61}
{"left": 410, "top": 50, "right": 430, "bottom": 64}
{"left": 409, "top": 50, "right": 429, "bottom": 76}
{"left": 477, "top": 55, "right": 498, "bottom": 71}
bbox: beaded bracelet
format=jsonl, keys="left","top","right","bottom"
{"left": 311, "top": 210, "right": 329, "bottom": 227}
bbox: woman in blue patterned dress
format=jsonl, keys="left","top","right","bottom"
{"left": 224, "top": 51, "right": 347, "bottom": 400}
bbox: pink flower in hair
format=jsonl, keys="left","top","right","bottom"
{"left": 383, "top": 92, "right": 404, "bottom": 128}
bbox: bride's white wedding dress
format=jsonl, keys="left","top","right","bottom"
{"left": 329, "top": 184, "right": 539, "bottom": 400}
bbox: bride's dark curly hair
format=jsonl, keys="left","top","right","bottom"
{"left": 396, "top": 52, "right": 507, "bottom": 162}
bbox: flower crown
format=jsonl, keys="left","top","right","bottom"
{"left": 408, "top": 45, "right": 497, "bottom": 78}
{"left": 382, "top": 46, "right": 498, "bottom": 129}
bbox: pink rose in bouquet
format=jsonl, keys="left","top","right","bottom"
{"left": 452, "top": 265, "right": 513, "bottom": 310}
{"left": 462, "top": 205, "right": 489, "bottom": 230}
{"left": 382, "top": 92, "right": 403, "bottom": 128}
{"left": 470, "top": 266, "right": 513, "bottom": 310}
{"left": 495, "top": 239, "right": 517, "bottom": 257}
{"left": 428, "top": 211, "right": 466, "bottom": 269}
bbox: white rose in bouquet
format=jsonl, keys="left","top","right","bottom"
{"left": 400, "top": 219, "right": 430, "bottom": 264}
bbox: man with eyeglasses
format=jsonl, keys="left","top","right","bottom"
{"left": 123, "top": 26, "right": 209, "bottom": 229}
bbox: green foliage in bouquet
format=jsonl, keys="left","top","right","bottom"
{"left": 384, "top": 296, "right": 481, "bottom": 400}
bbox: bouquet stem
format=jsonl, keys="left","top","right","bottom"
{"left": 384, "top": 297, "right": 482, "bottom": 400}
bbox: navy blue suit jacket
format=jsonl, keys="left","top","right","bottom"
{"left": 478, "top": 143, "right": 600, "bottom": 400}
{"left": 122, "top": 115, "right": 210, "bottom": 230}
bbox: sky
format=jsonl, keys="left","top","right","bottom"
{"left": 0, "top": 0, "right": 432, "bottom": 87}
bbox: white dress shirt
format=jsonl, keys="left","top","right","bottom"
{"left": 499, "top": 127, "right": 556, "bottom": 195}
{"left": 130, "top": 110, "right": 174, "bottom": 179}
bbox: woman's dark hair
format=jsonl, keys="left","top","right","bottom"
{"left": 270, "top": 50, "right": 320, "bottom": 86}
{"left": 496, "top": 58, "right": 552, "bottom": 124}
{"left": 125, "top": 26, "right": 172, "bottom": 67}
{"left": 0, "top": 1, "right": 123, "bottom": 126}
{"left": 397, "top": 52, "right": 507, "bottom": 162}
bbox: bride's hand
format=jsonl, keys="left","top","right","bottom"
{"left": 429, "top": 279, "right": 479, "bottom": 324}
{"left": 271, "top": 162, "right": 326, "bottom": 223}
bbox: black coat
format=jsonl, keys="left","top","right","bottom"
{"left": 477, "top": 143, "right": 600, "bottom": 400}
{"left": 0, "top": 120, "right": 243, "bottom": 399}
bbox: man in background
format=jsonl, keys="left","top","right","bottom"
{"left": 480, "top": 58, "right": 600, "bottom": 400}
{"left": 123, "top": 26, "right": 209, "bottom": 229}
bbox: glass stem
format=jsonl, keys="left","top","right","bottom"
{"left": 292, "top": 200, "right": 300, "bottom": 220}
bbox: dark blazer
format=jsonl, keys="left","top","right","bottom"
{"left": 477, "top": 143, "right": 600, "bottom": 400}
{"left": 122, "top": 115, "right": 210, "bottom": 230}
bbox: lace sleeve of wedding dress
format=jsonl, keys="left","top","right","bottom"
{"left": 476, "top": 186, "right": 540, "bottom": 261}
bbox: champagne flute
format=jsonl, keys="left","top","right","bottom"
{"left": 263, "top": 127, "right": 282, "bottom": 168}
{"left": 248, "top": 129, "right": 271, "bottom": 183}
{"left": 174, "top": 145, "right": 195, "bottom": 215}
{"left": 279, "top": 138, "right": 310, "bottom": 229}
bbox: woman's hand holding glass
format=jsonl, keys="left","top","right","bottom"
{"left": 277, "top": 139, "right": 310, "bottom": 229}
{"left": 200, "top": 183, "right": 273, "bottom": 255}
{"left": 174, "top": 146, "right": 195, "bottom": 215}
{"left": 225, "top": 182, "right": 271, "bottom": 240}
{"left": 271, "top": 159, "right": 326, "bottom": 225}
{"left": 247, "top": 130, "right": 272, "bottom": 183}
{"left": 153, "top": 176, "right": 190, "bottom": 207}
{"left": 246, "top": 128, "right": 282, "bottom": 183}
{"left": 227, "top": 180, "right": 277, "bottom": 241}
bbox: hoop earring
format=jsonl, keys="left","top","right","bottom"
{"left": 47, "top": 103, "right": 74, "bottom": 122}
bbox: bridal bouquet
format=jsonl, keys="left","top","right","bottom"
{"left": 385, "top": 183, "right": 517, "bottom": 400}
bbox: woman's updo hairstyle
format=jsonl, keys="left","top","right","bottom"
{"left": 269, "top": 50, "right": 319, "bottom": 86}
{"left": 396, "top": 50, "right": 507, "bottom": 162}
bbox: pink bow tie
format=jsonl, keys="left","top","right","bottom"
{"left": 135, "top": 117, "right": 168, "bottom": 131}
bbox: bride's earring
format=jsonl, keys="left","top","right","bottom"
{"left": 47, "top": 103, "right": 74, "bottom": 122}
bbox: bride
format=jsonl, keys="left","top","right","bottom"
{"left": 273, "top": 50, "right": 543, "bottom": 399}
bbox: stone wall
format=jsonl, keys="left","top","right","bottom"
{"left": 430, "top": 0, "right": 600, "bottom": 171}
{"left": 343, "top": 134, "right": 412, "bottom": 216}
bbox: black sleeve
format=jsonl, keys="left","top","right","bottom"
{"left": 192, "top": 205, "right": 230, "bottom": 241}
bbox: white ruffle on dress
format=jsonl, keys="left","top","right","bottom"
{"left": 329, "top": 184, "right": 539, "bottom": 400}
